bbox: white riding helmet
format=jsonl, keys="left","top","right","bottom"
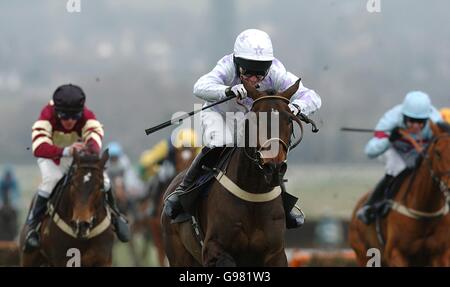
{"left": 401, "top": 91, "right": 432, "bottom": 119}
{"left": 234, "top": 29, "right": 274, "bottom": 61}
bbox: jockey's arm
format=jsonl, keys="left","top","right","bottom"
{"left": 193, "top": 55, "right": 235, "bottom": 102}
{"left": 270, "top": 59, "right": 321, "bottom": 116}
{"left": 81, "top": 111, "right": 104, "bottom": 154}
{"left": 365, "top": 105, "right": 401, "bottom": 158}
{"left": 31, "top": 107, "right": 64, "bottom": 159}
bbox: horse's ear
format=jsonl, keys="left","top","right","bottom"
{"left": 279, "top": 78, "right": 301, "bottom": 100}
{"left": 429, "top": 121, "right": 441, "bottom": 136}
{"left": 241, "top": 78, "right": 262, "bottom": 100}
{"left": 99, "top": 149, "right": 109, "bottom": 167}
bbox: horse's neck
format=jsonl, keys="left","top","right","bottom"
{"left": 404, "top": 162, "right": 445, "bottom": 212}
{"left": 227, "top": 149, "right": 272, "bottom": 194}
{"left": 53, "top": 185, "right": 73, "bottom": 218}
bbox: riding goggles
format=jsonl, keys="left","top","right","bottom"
{"left": 57, "top": 111, "right": 83, "bottom": 120}
{"left": 239, "top": 67, "right": 268, "bottom": 81}
{"left": 404, "top": 115, "right": 427, "bottom": 125}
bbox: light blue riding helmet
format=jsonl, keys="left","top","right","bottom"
{"left": 401, "top": 91, "right": 432, "bottom": 119}
{"left": 106, "top": 142, "right": 123, "bottom": 158}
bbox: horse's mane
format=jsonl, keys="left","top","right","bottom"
{"left": 436, "top": 122, "right": 450, "bottom": 134}
{"left": 264, "top": 89, "right": 277, "bottom": 96}
{"left": 415, "top": 121, "right": 450, "bottom": 167}
{"left": 77, "top": 152, "right": 101, "bottom": 165}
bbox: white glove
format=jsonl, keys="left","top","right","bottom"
{"left": 62, "top": 147, "right": 71, "bottom": 157}
{"left": 288, "top": 103, "right": 301, "bottom": 116}
{"left": 230, "top": 84, "right": 247, "bottom": 99}
{"left": 63, "top": 142, "right": 85, "bottom": 156}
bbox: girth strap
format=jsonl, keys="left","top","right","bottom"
{"left": 388, "top": 200, "right": 449, "bottom": 219}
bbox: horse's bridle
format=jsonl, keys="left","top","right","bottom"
{"left": 62, "top": 163, "right": 109, "bottom": 236}
{"left": 243, "top": 96, "right": 304, "bottom": 169}
{"left": 423, "top": 134, "right": 450, "bottom": 200}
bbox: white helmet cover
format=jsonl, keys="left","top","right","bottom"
{"left": 233, "top": 29, "right": 274, "bottom": 61}
{"left": 401, "top": 91, "right": 432, "bottom": 119}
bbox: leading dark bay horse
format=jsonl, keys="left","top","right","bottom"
{"left": 19, "top": 150, "right": 115, "bottom": 267}
{"left": 349, "top": 122, "right": 450, "bottom": 266}
{"left": 162, "top": 79, "right": 307, "bottom": 266}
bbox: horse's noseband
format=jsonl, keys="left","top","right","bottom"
{"left": 244, "top": 96, "right": 301, "bottom": 170}
{"left": 424, "top": 135, "right": 450, "bottom": 199}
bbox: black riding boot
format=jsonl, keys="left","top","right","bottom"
{"left": 286, "top": 207, "right": 305, "bottom": 229}
{"left": 164, "top": 146, "right": 211, "bottom": 219}
{"left": 106, "top": 188, "right": 131, "bottom": 242}
{"left": 24, "top": 194, "right": 48, "bottom": 252}
{"left": 281, "top": 190, "right": 305, "bottom": 229}
{"left": 356, "top": 175, "right": 393, "bottom": 224}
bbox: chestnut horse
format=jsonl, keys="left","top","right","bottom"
{"left": 162, "top": 79, "right": 306, "bottom": 266}
{"left": 19, "top": 150, "right": 115, "bottom": 267}
{"left": 349, "top": 122, "right": 450, "bottom": 266}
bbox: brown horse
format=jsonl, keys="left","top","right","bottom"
{"left": 149, "top": 146, "right": 197, "bottom": 266}
{"left": 161, "top": 79, "right": 306, "bottom": 267}
{"left": 349, "top": 122, "right": 450, "bottom": 266}
{"left": 19, "top": 150, "right": 115, "bottom": 267}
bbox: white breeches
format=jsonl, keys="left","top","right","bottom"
{"left": 37, "top": 158, "right": 110, "bottom": 198}
{"left": 379, "top": 148, "right": 407, "bottom": 177}
{"left": 200, "top": 110, "right": 246, "bottom": 147}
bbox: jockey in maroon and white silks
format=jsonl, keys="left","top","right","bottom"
{"left": 24, "top": 84, "right": 129, "bottom": 253}
{"left": 31, "top": 99, "right": 107, "bottom": 198}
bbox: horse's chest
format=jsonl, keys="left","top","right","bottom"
{"left": 227, "top": 218, "right": 284, "bottom": 252}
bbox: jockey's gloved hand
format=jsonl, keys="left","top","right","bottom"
{"left": 288, "top": 103, "right": 301, "bottom": 116}
{"left": 389, "top": 127, "right": 402, "bottom": 142}
{"left": 228, "top": 84, "right": 247, "bottom": 99}
{"left": 63, "top": 142, "right": 85, "bottom": 156}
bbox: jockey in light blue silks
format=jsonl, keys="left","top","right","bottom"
{"left": 164, "top": 29, "right": 322, "bottom": 229}
{"left": 357, "top": 91, "right": 443, "bottom": 224}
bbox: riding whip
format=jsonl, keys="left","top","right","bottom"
{"left": 145, "top": 94, "right": 237, "bottom": 135}
{"left": 340, "top": 127, "right": 375, "bottom": 133}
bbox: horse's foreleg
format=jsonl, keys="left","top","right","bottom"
{"left": 21, "top": 250, "right": 47, "bottom": 267}
{"left": 162, "top": 219, "right": 200, "bottom": 267}
{"left": 203, "top": 240, "right": 236, "bottom": 267}
{"left": 127, "top": 236, "right": 141, "bottom": 266}
{"left": 265, "top": 250, "right": 287, "bottom": 267}
{"left": 386, "top": 248, "right": 408, "bottom": 267}
{"left": 431, "top": 249, "right": 450, "bottom": 267}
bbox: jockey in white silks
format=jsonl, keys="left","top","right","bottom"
{"left": 164, "top": 29, "right": 321, "bottom": 229}
{"left": 357, "top": 91, "right": 443, "bottom": 224}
